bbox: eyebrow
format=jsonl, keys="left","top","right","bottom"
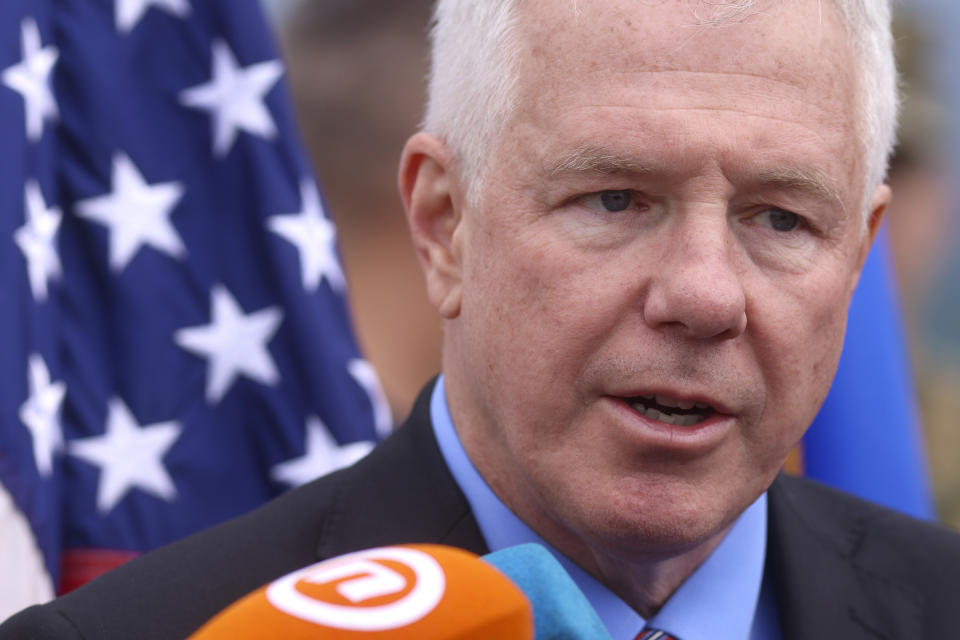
{"left": 547, "top": 145, "right": 656, "bottom": 178}
{"left": 752, "top": 167, "right": 844, "bottom": 208}
{"left": 548, "top": 145, "right": 844, "bottom": 207}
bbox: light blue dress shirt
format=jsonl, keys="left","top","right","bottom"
{"left": 430, "top": 375, "right": 781, "bottom": 640}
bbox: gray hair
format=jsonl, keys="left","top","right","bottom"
{"left": 423, "top": 0, "right": 898, "bottom": 221}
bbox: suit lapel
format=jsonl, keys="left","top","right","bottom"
{"left": 314, "top": 379, "right": 489, "bottom": 560}
{"left": 767, "top": 475, "right": 922, "bottom": 640}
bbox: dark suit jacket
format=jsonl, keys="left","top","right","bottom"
{"left": 3, "top": 382, "right": 960, "bottom": 639}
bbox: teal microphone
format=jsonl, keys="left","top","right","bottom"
{"left": 483, "top": 543, "right": 613, "bottom": 640}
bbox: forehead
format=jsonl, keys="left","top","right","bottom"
{"left": 514, "top": 0, "right": 855, "bottom": 79}
{"left": 500, "top": 0, "right": 864, "bottom": 202}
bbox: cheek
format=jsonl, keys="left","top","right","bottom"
{"left": 468, "top": 227, "right": 610, "bottom": 347}
{"left": 799, "top": 269, "right": 853, "bottom": 377}
{"left": 755, "top": 270, "right": 853, "bottom": 441}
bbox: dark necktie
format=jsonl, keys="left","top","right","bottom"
{"left": 635, "top": 629, "right": 679, "bottom": 640}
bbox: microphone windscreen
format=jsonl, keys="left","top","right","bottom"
{"left": 482, "top": 544, "right": 612, "bottom": 640}
{"left": 189, "top": 544, "right": 532, "bottom": 639}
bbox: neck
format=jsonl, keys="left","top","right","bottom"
{"left": 578, "top": 528, "right": 731, "bottom": 618}
{"left": 440, "top": 356, "right": 736, "bottom": 618}
{"left": 456, "top": 413, "right": 731, "bottom": 618}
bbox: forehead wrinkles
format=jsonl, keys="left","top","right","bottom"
{"left": 506, "top": 6, "right": 858, "bottom": 161}
{"left": 512, "top": 0, "right": 857, "bottom": 102}
{"left": 502, "top": 0, "right": 866, "bottom": 202}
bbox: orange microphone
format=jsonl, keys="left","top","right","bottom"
{"left": 188, "top": 544, "right": 533, "bottom": 639}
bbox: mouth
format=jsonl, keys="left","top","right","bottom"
{"left": 623, "top": 394, "right": 717, "bottom": 427}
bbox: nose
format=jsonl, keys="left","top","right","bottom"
{"left": 642, "top": 218, "right": 747, "bottom": 341}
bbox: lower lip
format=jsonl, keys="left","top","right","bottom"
{"left": 603, "top": 396, "right": 734, "bottom": 451}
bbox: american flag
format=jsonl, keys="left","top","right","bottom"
{"left": 0, "top": 0, "right": 390, "bottom": 615}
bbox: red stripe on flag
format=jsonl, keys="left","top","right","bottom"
{"left": 59, "top": 549, "right": 141, "bottom": 594}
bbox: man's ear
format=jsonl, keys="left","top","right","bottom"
{"left": 855, "top": 183, "right": 891, "bottom": 275}
{"left": 399, "top": 132, "right": 464, "bottom": 319}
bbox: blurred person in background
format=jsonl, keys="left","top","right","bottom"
{"left": 884, "top": 11, "right": 960, "bottom": 530}
{"left": 281, "top": 0, "right": 440, "bottom": 421}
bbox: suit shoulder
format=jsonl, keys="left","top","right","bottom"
{"left": 0, "top": 604, "right": 81, "bottom": 639}
{"left": 772, "top": 474, "right": 960, "bottom": 583}
{"left": 0, "top": 470, "right": 348, "bottom": 640}
{"left": 0, "top": 381, "right": 466, "bottom": 640}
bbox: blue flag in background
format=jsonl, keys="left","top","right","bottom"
{"left": 0, "top": 0, "right": 389, "bottom": 605}
{"left": 805, "top": 225, "right": 934, "bottom": 519}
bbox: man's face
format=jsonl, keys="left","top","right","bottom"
{"left": 438, "top": 0, "right": 884, "bottom": 559}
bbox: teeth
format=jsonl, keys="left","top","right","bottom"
{"left": 654, "top": 394, "right": 694, "bottom": 410}
{"left": 633, "top": 404, "right": 704, "bottom": 427}
{"left": 675, "top": 414, "right": 702, "bottom": 427}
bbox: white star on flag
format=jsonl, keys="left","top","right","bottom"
{"left": 14, "top": 181, "right": 62, "bottom": 302}
{"left": 69, "top": 398, "right": 181, "bottom": 514}
{"left": 115, "top": 0, "right": 191, "bottom": 34}
{"left": 271, "top": 416, "right": 375, "bottom": 488}
{"left": 267, "top": 179, "right": 345, "bottom": 292}
{"left": 179, "top": 40, "right": 283, "bottom": 157}
{"left": 174, "top": 286, "right": 284, "bottom": 403}
{"left": 1, "top": 17, "right": 59, "bottom": 141}
{"left": 75, "top": 152, "right": 186, "bottom": 271}
{"left": 347, "top": 359, "right": 392, "bottom": 438}
{"left": 18, "top": 355, "right": 66, "bottom": 478}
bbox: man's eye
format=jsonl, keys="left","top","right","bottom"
{"left": 753, "top": 208, "right": 801, "bottom": 232}
{"left": 579, "top": 190, "right": 634, "bottom": 212}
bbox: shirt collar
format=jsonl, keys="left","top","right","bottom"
{"left": 430, "top": 374, "right": 769, "bottom": 640}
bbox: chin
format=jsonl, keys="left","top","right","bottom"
{"left": 616, "top": 507, "right": 727, "bottom": 555}
{"left": 576, "top": 476, "right": 758, "bottom": 559}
